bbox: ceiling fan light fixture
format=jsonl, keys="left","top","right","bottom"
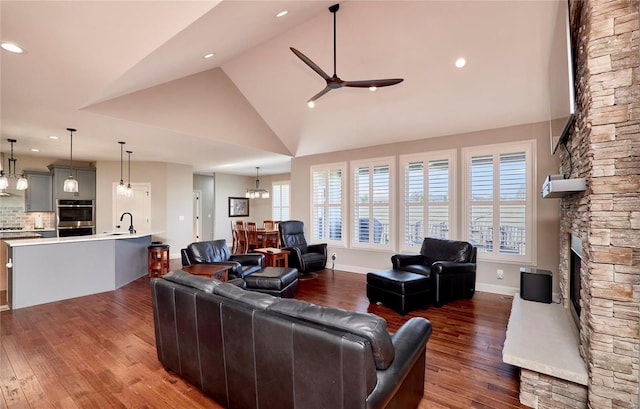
{"left": 291, "top": 3, "right": 403, "bottom": 105}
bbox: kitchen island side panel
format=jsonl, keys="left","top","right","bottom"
{"left": 12, "top": 240, "right": 116, "bottom": 309}
{"left": 115, "top": 236, "right": 151, "bottom": 288}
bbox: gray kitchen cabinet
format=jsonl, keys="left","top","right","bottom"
{"left": 49, "top": 165, "right": 96, "bottom": 200}
{"left": 24, "top": 171, "right": 53, "bottom": 212}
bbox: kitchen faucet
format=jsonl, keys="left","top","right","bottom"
{"left": 120, "top": 212, "right": 135, "bottom": 234}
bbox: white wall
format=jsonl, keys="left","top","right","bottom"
{"left": 290, "top": 121, "right": 562, "bottom": 295}
{"left": 96, "top": 160, "right": 193, "bottom": 258}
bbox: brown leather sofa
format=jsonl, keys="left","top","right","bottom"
{"left": 151, "top": 270, "right": 432, "bottom": 409}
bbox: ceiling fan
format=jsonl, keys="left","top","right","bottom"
{"left": 290, "top": 3, "right": 403, "bottom": 108}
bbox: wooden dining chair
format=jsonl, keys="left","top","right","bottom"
{"left": 236, "top": 225, "right": 248, "bottom": 253}
{"left": 246, "top": 222, "right": 260, "bottom": 251}
{"left": 263, "top": 220, "right": 275, "bottom": 230}
{"left": 231, "top": 221, "right": 239, "bottom": 253}
{"left": 262, "top": 220, "right": 279, "bottom": 248}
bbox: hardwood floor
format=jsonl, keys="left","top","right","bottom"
{"left": 1, "top": 269, "right": 527, "bottom": 409}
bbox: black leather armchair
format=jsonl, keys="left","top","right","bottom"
{"left": 392, "top": 237, "right": 477, "bottom": 307}
{"left": 181, "top": 239, "right": 264, "bottom": 279}
{"left": 278, "top": 220, "right": 327, "bottom": 276}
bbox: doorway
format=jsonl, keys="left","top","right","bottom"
{"left": 112, "top": 183, "right": 151, "bottom": 234}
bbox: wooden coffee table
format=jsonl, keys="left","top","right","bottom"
{"left": 182, "top": 264, "right": 229, "bottom": 282}
{"left": 254, "top": 248, "right": 290, "bottom": 267}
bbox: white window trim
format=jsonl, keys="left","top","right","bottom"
{"left": 310, "top": 162, "right": 347, "bottom": 247}
{"left": 399, "top": 149, "right": 457, "bottom": 252}
{"left": 461, "top": 140, "right": 537, "bottom": 265}
{"left": 349, "top": 156, "right": 395, "bottom": 251}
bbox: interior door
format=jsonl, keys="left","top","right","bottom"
{"left": 112, "top": 183, "right": 151, "bottom": 234}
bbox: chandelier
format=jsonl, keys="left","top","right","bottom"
{"left": 0, "top": 139, "right": 28, "bottom": 191}
{"left": 246, "top": 167, "right": 269, "bottom": 199}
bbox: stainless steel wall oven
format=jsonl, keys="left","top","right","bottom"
{"left": 56, "top": 199, "right": 95, "bottom": 237}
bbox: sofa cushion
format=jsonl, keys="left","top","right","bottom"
{"left": 187, "top": 239, "right": 231, "bottom": 263}
{"left": 213, "top": 282, "right": 280, "bottom": 310}
{"left": 268, "top": 298, "right": 395, "bottom": 370}
{"left": 164, "top": 270, "right": 221, "bottom": 293}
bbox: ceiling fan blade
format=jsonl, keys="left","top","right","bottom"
{"left": 290, "top": 47, "right": 331, "bottom": 81}
{"left": 343, "top": 78, "right": 404, "bottom": 88}
{"left": 308, "top": 86, "right": 332, "bottom": 103}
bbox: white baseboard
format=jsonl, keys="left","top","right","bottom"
{"left": 476, "top": 283, "right": 519, "bottom": 296}
{"left": 327, "top": 265, "right": 522, "bottom": 296}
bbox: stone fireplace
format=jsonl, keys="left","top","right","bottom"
{"left": 557, "top": 1, "right": 640, "bottom": 408}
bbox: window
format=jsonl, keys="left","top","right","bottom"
{"left": 351, "top": 157, "right": 394, "bottom": 249}
{"left": 311, "top": 163, "right": 346, "bottom": 244}
{"left": 272, "top": 181, "right": 290, "bottom": 221}
{"left": 462, "top": 140, "right": 536, "bottom": 263}
{"left": 399, "top": 150, "right": 455, "bottom": 251}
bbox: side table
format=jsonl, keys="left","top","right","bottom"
{"left": 254, "top": 248, "right": 290, "bottom": 267}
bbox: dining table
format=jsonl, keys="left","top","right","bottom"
{"left": 256, "top": 229, "right": 279, "bottom": 248}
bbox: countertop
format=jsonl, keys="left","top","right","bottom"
{"left": 5, "top": 232, "right": 157, "bottom": 247}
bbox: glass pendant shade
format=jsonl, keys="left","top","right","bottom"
{"left": 16, "top": 174, "right": 28, "bottom": 190}
{"left": 117, "top": 181, "right": 127, "bottom": 195}
{"left": 64, "top": 128, "right": 78, "bottom": 193}
{"left": 64, "top": 175, "right": 78, "bottom": 193}
{"left": 0, "top": 174, "right": 8, "bottom": 190}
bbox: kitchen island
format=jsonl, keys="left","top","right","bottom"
{"left": 5, "top": 232, "right": 154, "bottom": 309}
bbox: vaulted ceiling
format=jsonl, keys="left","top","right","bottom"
{"left": 0, "top": 1, "right": 561, "bottom": 176}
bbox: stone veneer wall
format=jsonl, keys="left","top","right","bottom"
{"left": 558, "top": 1, "right": 640, "bottom": 408}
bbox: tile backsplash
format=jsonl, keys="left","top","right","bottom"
{"left": 0, "top": 207, "right": 55, "bottom": 230}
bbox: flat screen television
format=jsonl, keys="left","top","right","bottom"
{"left": 548, "top": 0, "right": 576, "bottom": 155}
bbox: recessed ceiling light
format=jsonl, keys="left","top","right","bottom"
{"left": 369, "top": 86, "right": 377, "bottom": 92}
{"left": 203, "top": 53, "right": 215, "bottom": 59}
{"left": 49, "top": 135, "right": 59, "bottom": 140}
{"left": 1, "top": 42, "right": 24, "bottom": 54}
{"left": 30, "top": 148, "right": 40, "bottom": 152}
{"left": 455, "top": 57, "right": 466, "bottom": 68}
{"left": 276, "top": 10, "right": 288, "bottom": 18}
{"left": 307, "top": 101, "right": 315, "bottom": 108}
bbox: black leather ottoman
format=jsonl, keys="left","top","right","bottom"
{"left": 367, "top": 269, "right": 432, "bottom": 315}
{"left": 244, "top": 267, "right": 299, "bottom": 298}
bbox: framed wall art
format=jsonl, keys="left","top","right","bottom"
{"left": 228, "top": 197, "right": 249, "bottom": 217}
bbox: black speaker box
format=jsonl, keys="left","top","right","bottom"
{"left": 520, "top": 267, "right": 552, "bottom": 303}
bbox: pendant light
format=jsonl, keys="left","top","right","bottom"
{"left": 245, "top": 167, "right": 269, "bottom": 199}
{"left": 125, "top": 150, "right": 133, "bottom": 197}
{"left": 116, "top": 141, "right": 127, "bottom": 196}
{"left": 0, "top": 139, "right": 28, "bottom": 190}
{"left": 63, "top": 128, "right": 79, "bottom": 193}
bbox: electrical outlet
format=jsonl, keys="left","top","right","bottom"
{"left": 497, "top": 269, "right": 504, "bottom": 280}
